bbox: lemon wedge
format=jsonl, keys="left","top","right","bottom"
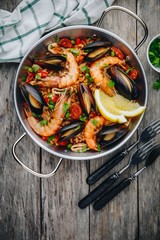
{"left": 94, "top": 89, "right": 145, "bottom": 123}
{"left": 113, "top": 94, "right": 146, "bottom": 117}
{"left": 94, "top": 89, "right": 127, "bottom": 123}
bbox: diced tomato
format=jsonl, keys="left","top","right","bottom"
{"left": 41, "top": 71, "right": 48, "bottom": 78}
{"left": 70, "top": 103, "right": 82, "bottom": 120}
{"left": 76, "top": 37, "right": 82, "bottom": 45}
{"left": 42, "top": 136, "right": 48, "bottom": 141}
{"left": 59, "top": 38, "right": 73, "bottom": 48}
{"left": 44, "top": 96, "right": 49, "bottom": 104}
{"left": 77, "top": 55, "right": 84, "bottom": 64}
{"left": 55, "top": 135, "right": 60, "bottom": 142}
{"left": 128, "top": 68, "right": 139, "bottom": 80}
{"left": 111, "top": 46, "right": 125, "bottom": 59}
{"left": 57, "top": 140, "right": 68, "bottom": 146}
{"left": 26, "top": 72, "right": 34, "bottom": 82}
{"left": 81, "top": 38, "right": 87, "bottom": 45}
{"left": 52, "top": 95, "right": 59, "bottom": 103}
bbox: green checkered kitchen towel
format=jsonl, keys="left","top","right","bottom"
{"left": 0, "top": 0, "right": 114, "bottom": 63}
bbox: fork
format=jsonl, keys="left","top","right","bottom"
{"left": 86, "top": 119, "right": 160, "bottom": 185}
{"left": 78, "top": 139, "right": 155, "bottom": 209}
{"left": 93, "top": 143, "right": 160, "bottom": 210}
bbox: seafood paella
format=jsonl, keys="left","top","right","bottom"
{"left": 20, "top": 35, "right": 145, "bottom": 153}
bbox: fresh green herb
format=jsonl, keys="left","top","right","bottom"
{"left": 70, "top": 48, "right": 80, "bottom": 56}
{"left": 80, "top": 65, "right": 89, "bottom": 73}
{"left": 149, "top": 38, "right": 160, "bottom": 68}
{"left": 50, "top": 44, "right": 54, "bottom": 49}
{"left": 82, "top": 145, "right": 88, "bottom": 152}
{"left": 22, "top": 76, "right": 27, "bottom": 82}
{"left": 48, "top": 93, "right": 53, "bottom": 98}
{"left": 40, "top": 119, "right": 48, "bottom": 126}
{"left": 65, "top": 111, "right": 70, "bottom": 119}
{"left": 27, "top": 67, "right": 33, "bottom": 73}
{"left": 32, "top": 112, "right": 42, "bottom": 120}
{"left": 71, "top": 39, "right": 75, "bottom": 45}
{"left": 35, "top": 74, "right": 41, "bottom": 80}
{"left": 32, "top": 64, "right": 40, "bottom": 72}
{"left": 55, "top": 35, "right": 60, "bottom": 43}
{"left": 91, "top": 119, "right": 98, "bottom": 126}
{"left": 107, "top": 80, "right": 115, "bottom": 88}
{"left": 47, "top": 135, "right": 55, "bottom": 143}
{"left": 97, "top": 143, "right": 101, "bottom": 152}
{"left": 111, "top": 51, "right": 115, "bottom": 57}
{"left": 48, "top": 103, "right": 55, "bottom": 110}
{"left": 79, "top": 114, "right": 87, "bottom": 122}
{"left": 104, "top": 63, "right": 109, "bottom": 68}
{"left": 67, "top": 143, "right": 72, "bottom": 149}
{"left": 63, "top": 102, "right": 70, "bottom": 113}
{"left": 62, "top": 54, "right": 67, "bottom": 59}
{"left": 88, "top": 76, "right": 93, "bottom": 83}
{"left": 125, "top": 67, "right": 134, "bottom": 74}
{"left": 75, "top": 89, "right": 78, "bottom": 94}
{"left": 152, "top": 78, "right": 160, "bottom": 90}
{"left": 84, "top": 49, "right": 90, "bottom": 53}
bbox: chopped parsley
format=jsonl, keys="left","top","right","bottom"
{"left": 63, "top": 102, "right": 70, "bottom": 113}
{"left": 32, "top": 112, "right": 42, "bottom": 120}
{"left": 152, "top": 78, "right": 160, "bottom": 90}
{"left": 47, "top": 135, "right": 55, "bottom": 143}
{"left": 107, "top": 80, "right": 115, "bottom": 88}
{"left": 111, "top": 51, "right": 115, "bottom": 57}
{"left": 104, "top": 63, "right": 109, "bottom": 68}
{"left": 82, "top": 145, "right": 88, "bottom": 152}
{"left": 71, "top": 39, "right": 75, "bottom": 45}
{"left": 70, "top": 48, "right": 79, "bottom": 56}
{"left": 97, "top": 143, "right": 101, "bottom": 152}
{"left": 32, "top": 64, "right": 40, "bottom": 72}
{"left": 35, "top": 74, "right": 41, "bottom": 80}
{"left": 27, "top": 67, "right": 33, "bottom": 73}
{"left": 126, "top": 67, "right": 134, "bottom": 74}
{"left": 79, "top": 114, "right": 87, "bottom": 122}
{"left": 67, "top": 143, "right": 72, "bottom": 149}
{"left": 149, "top": 38, "right": 160, "bottom": 68}
{"left": 80, "top": 65, "right": 89, "bottom": 73}
{"left": 40, "top": 119, "right": 48, "bottom": 126}
{"left": 48, "top": 103, "right": 55, "bottom": 110}
{"left": 22, "top": 75, "right": 27, "bottom": 82}
{"left": 91, "top": 119, "right": 98, "bottom": 126}
{"left": 65, "top": 111, "right": 70, "bottom": 119}
{"left": 55, "top": 35, "right": 60, "bottom": 43}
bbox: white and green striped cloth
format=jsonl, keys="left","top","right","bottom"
{"left": 0, "top": 0, "right": 114, "bottom": 63}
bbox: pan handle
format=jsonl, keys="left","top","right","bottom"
{"left": 96, "top": 6, "right": 148, "bottom": 52}
{"left": 12, "top": 133, "right": 63, "bottom": 178}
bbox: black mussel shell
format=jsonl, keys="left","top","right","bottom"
{"left": 34, "top": 55, "right": 66, "bottom": 70}
{"left": 20, "top": 83, "right": 47, "bottom": 114}
{"left": 109, "top": 67, "right": 139, "bottom": 100}
{"left": 82, "top": 40, "right": 112, "bottom": 50}
{"left": 78, "top": 83, "right": 97, "bottom": 116}
{"left": 58, "top": 121, "right": 84, "bottom": 141}
{"left": 98, "top": 128, "right": 129, "bottom": 148}
{"left": 84, "top": 47, "right": 110, "bottom": 62}
{"left": 97, "top": 124, "right": 122, "bottom": 136}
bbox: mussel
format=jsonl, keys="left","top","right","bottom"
{"left": 20, "top": 83, "right": 47, "bottom": 115}
{"left": 109, "top": 67, "right": 139, "bottom": 100}
{"left": 78, "top": 83, "right": 97, "bottom": 116}
{"left": 58, "top": 121, "right": 84, "bottom": 141}
{"left": 34, "top": 54, "right": 66, "bottom": 71}
{"left": 97, "top": 124, "right": 129, "bottom": 148}
{"left": 83, "top": 41, "right": 112, "bottom": 62}
{"left": 82, "top": 40, "right": 112, "bottom": 50}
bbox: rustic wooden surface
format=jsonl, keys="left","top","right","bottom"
{"left": 0, "top": 0, "right": 160, "bottom": 239}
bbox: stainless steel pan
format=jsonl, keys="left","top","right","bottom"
{"left": 12, "top": 6, "right": 148, "bottom": 177}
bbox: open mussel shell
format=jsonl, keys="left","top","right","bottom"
{"left": 78, "top": 83, "right": 97, "bottom": 116}
{"left": 20, "top": 83, "right": 47, "bottom": 115}
{"left": 84, "top": 47, "right": 111, "bottom": 62}
{"left": 58, "top": 121, "right": 84, "bottom": 141}
{"left": 82, "top": 40, "right": 112, "bottom": 50}
{"left": 109, "top": 67, "right": 139, "bottom": 100}
{"left": 34, "top": 55, "right": 66, "bottom": 70}
{"left": 98, "top": 125, "right": 129, "bottom": 148}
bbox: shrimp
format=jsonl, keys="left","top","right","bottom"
{"left": 27, "top": 89, "right": 71, "bottom": 137}
{"left": 35, "top": 48, "right": 79, "bottom": 88}
{"left": 84, "top": 116, "right": 110, "bottom": 151}
{"left": 90, "top": 56, "right": 125, "bottom": 96}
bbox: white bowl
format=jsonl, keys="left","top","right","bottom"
{"left": 147, "top": 34, "right": 160, "bottom": 73}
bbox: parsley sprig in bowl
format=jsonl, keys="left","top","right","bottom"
{"left": 147, "top": 34, "right": 160, "bottom": 73}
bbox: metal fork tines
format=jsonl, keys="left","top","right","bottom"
{"left": 86, "top": 119, "right": 160, "bottom": 186}
{"left": 78, "top": 139, "right": 156, "bottom": 209}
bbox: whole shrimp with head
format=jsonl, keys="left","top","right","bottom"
{"left": 90, "top": 56, "right": 126, "bottom": 96}
{"left": 27, "top": 88, "right": 72, "bottom": 137}
{"left": 33, "top": 43, "right": 79, "bottom": 88}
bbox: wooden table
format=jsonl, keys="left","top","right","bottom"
{"left": 0, "top": 0, "right": 160, "bottom": 239}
